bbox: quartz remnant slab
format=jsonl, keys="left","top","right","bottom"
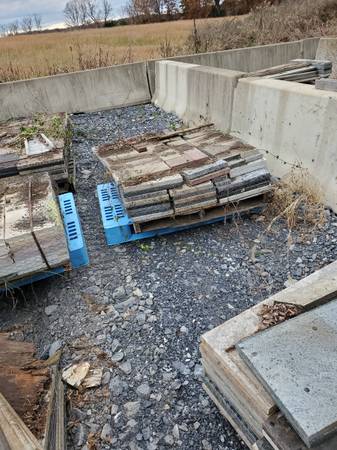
{"left": 237, "top": 298, "right": 337, "bottom": 448}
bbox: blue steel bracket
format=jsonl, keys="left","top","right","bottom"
{"left": 59, "top": 192, "right": 89, "bottom": 268}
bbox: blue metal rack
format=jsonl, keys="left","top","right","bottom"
{"left": 1, "top": 193, "right": 89, "bottom": 292}
{"left": 97, "top": 182, "right": 263, "bottom": 246}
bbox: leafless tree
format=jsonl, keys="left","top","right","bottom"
{"left": 0, "top": 24, "right": 8, "bottom": 37}
{"left": 64, "top": 0, "right": 105, "bottom": 26}
{"left": 33, "top": 13, "right": 42, "bottom": 31}
{"left": 86, "top": 0, "right": 100, "bottom": 22}
{"left": 102, "top": 0, "right": 113, "bottom": 24}
{"left": 8, "top": 20, "right": 20, "bottom": 35}
{"left": 64, "top": 0, "right": 82, "bottom": 26}
{"left": 21, "top": 15, "right": 33, "bottom": 33}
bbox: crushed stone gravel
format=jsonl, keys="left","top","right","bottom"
{"left": 1, "top": 104, "right": 337, "bottom": 450}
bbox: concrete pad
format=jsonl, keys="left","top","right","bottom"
{"left": 237, "top": 299, "right": 337, "bottom": 447}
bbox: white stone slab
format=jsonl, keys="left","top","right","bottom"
{"left": 237, "top": 299, "right": 337, "bottom": 447}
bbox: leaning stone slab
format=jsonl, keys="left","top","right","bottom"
{"left": 237, "top": 298, "right": 337, "bottom": 448}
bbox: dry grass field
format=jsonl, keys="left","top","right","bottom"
{"left": 0, "top": 18, "right": 225, "bottom": 82}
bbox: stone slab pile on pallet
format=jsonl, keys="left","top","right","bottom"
{"left": 0, "top": 172, "right": 70, "bottom": 289}
{"left": 245, "top": 59, "right": 332, "bottom": 83}
{"left": 200, "top": 260, "right": 337, "bottom": 450}
{"left": 0, "top": 113, "right": 74, "bottom": 192}
{"left": 95, "top": 125, "right": 272, "bottom": 231}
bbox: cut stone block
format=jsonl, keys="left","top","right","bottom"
{"left": 237, "top": 298, "right": 337, "bottom": 448}
{"left": 162, "top": 148, "right": 208, "bottom": 170}
{"left": 182, "top": 160, "right": 228, "bottom": 181}
{"left": 230, "top": 160, "right": 267, "bottom": 178}
{"left": 202, "top": 140, "right": 243, "bottom": 157}
{"left": 122, "top": 175, "right": 183, "bottom": 197}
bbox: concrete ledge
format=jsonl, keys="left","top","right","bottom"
{"left": 0, "top": 62, "right": 151, "bottom": 121}
{"left": 153, "top": 60, "right": 244, "bottom": 132}
{"left": 232, "top": 77, "right": 337, "bottom": 212}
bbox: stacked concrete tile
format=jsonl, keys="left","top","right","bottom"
{"left": 0, "top": 113, "right": 74, "bottom": 192}
{"left": 245, "top": 59, "right": 332, "bottom": 83}
{"left": 96, "top": 125, "right": 272, "bottom": 231}
{"left": 121, "top": 175, "right": 183, "bottom": 223}
{"left": 200, "top": 261, "right": 337, "bottom": 450}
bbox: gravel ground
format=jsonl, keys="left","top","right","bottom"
{"left": 1, "top": 104, "right": 337, "bottom": 450}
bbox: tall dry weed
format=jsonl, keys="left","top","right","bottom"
{"left": 267, "top": 168, "right": 326, "bottom": 232}
{"left": 185, "top": 0, "right": 337, "bottom": 53}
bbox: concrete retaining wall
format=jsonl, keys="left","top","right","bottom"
{"left": 148, "top": 38, "right": 320, "bottom": 94}
{"left": 0, "top": 62, "right": 151, "bottom": 121}
{"left": 153, "top": 60, "right": 243, "bottom": 132}
{"left": 231, "top": 78, "right": 337, "bottom": 212}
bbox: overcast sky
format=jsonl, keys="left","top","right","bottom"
{"left": 0, "top": 0, "right": 126, "bottom": 27}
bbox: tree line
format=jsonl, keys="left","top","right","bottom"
{"left": 0, "top": 14, "right": 42, "bottom": 36}
{"left": 63, "top": 0, "right": 113, "bottom": 26}
{"left": 124, "top": 0, "right": 277, "bottom": 23}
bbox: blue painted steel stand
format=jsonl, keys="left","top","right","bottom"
{"left": 1, "top": 193, "right": 89, "bottom": 292}
{"left": 97, "top": 182, "right": 262, "bottom": 246}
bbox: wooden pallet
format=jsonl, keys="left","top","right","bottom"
{"left": 0, "top": 173, "right": 70, "bottom": 286}
{"left": 200, "top": 260, "right": 337, "bottom": 449}
{"left": 0, "top": 113, "right": 75, "bottom": 191}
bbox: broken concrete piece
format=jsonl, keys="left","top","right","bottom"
{"left": 62, "top": 362, "right": 90, "bottom": 388}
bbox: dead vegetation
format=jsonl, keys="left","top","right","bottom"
{"left": 267, "top": 168, "right": 326, "bottom": 232}
{"left": 258, "top": 302, "right": 303, "bottom": 331}
{"left": 185, "top": 0, "right": 337, "bottom": 53}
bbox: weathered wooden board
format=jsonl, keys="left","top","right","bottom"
{"left": 0, "top": 392, "right": 44, "bottom": 450}
{"left": 0, "top": 173, "right": 69, "bottom": 285}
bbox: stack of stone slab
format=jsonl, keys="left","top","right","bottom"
{"left": 0, "top": 172, "right": 70, "bottom": 288}
{"left": 245, "top": 59, "right": 332, "bottom": 83}
{"left": 95, "top": 126, "right": 272, "bottom": 230}
{"left": 0, "top": 114, "right": 74, "bottom": 192}
{"left": 201, "top": 260, "right": 337, "bottom": 450}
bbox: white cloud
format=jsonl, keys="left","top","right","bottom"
{"left": 0, "top": 0, "right": 125, "bottom": 26}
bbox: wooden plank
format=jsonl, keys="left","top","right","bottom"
{"left": 0, "top": 392, "right": 44, "bottom": 450}
{"left": 1, "top": 176, "right": 47, "bottom": 281}
{"left": 0, "top": 334, "right": 35, "bottom": 367}
{"left": 30, "top": 173, "right": 69, "bottom": 269}
{"left": 219, "top": 185, "right": 272, "bottom": 205}
{"left": 203, "top": 378, "right": 258, "bottom": 449}
{"left": 138, "top": 198, "right": 265, "bottom": 233}
{"left": 263, "top": 412, "right": 337, "bottom": 450}
{"left": 203, "top": 356, "right": 266, "bottom": 436}
{"left": 201, "top": 342, "right": 276, "bottom": 419}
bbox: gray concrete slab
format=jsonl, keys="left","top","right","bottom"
{"left": 237, "top": 299, "right": 337, "bottom": 448}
